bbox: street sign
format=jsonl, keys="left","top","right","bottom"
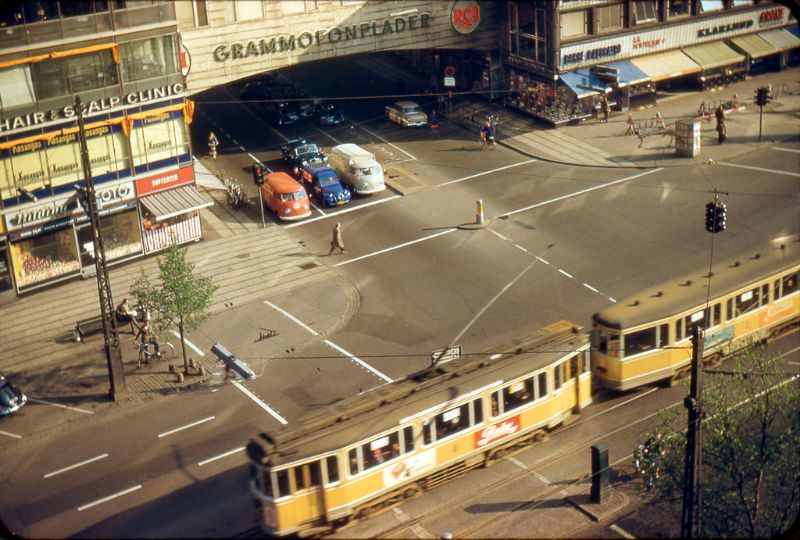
{"left": 444, "top": 76, "right": 456, "bottom": 87}
{"left": 211, "top": 342, "right": 256, "bottom": 380}
{"left": 444, "top": 65, "right": 456, "bottom": 76}
{"left": 431, "top": 345, "right": 462, "bottom": 365}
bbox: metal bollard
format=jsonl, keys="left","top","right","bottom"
{"left": 476, "top": 199, "right": 485, "bottom": 225}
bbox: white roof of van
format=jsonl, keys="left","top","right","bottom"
{"left": 350, "top": 155, "right": 377, "bottom": 168}
{"left": 332, "top": 143, "right": 374, "bottom": 159}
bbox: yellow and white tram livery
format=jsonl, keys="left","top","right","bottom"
{"left": 246, "top": 321, "right": 591, "bottom": 537}
{"left": 592, "top": 243, "right": 799, "bottom": 391}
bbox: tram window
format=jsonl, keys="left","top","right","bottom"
{"left": 734, "top": 287, "right": 760, "bottom": 317}
{"left": 675, "top": 319, "right": 683, "bottom": 341}
{"left": 403, "top": 426, "right": 414, "bottom": 453}
{"left": 624, "top": 327, "right": 656, "bottom": 357}
{"left": 309, "top": 461, "right": 322, "bottom": 487}
{"left": 554, "top": 364, "right": 562, "bottom": 390}
{"left": 473, "top": 398, "right": 483, "bottom": 424}
{"left": 538, "top": 372, "right": 548, "bottom": 397}
{"left": 491, "top": 392, "right": 500, "bottom": 417}
{"left": 276, "top": 469, "right": 290, "bottom": 498}
{"left": 657, "top": 323, "right": 669, "bottom": 348}
{"left": 263, "top": 469, "right": 274, "bottom": 497}
{"left": 503, "top": 379, "right": 534, "bottom": 410}
{"left": 434, "top": 403, "right": 470, "bottom": 440}
{"left": 294, "top": 466, "right": 306, "bottom": 491}
{"left": 326, "top": 455, "right": 339, "bottom": 484}
{"left": 684, "top": 309, "right": 705, "bottom": 338}
{"left": 569, "top": 355, "right": 578, "bottom": 380}
{"left": 423, "top": 422, "right": 432, "bottom": 445}
{"left": 711, "top": 304, "right": 720, "bottom": 326}
{"left": 582, "top": 351, "right": 590, "bottom": 373}
{"left": 727, "top": 298, "right": 733, "bottom": 321}
{"left": 348, "top": 448, "right": 359, "bottom": 476}
{"left": 363, "top": 431, "right": 400, "bottom": 470}
{"left": 780, "top": 272, "right": 798, "bottom": 298}
{"left": 761, "top": 284, "right": 769, "bottom": 306}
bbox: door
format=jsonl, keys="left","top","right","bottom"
{"left": 75, "top": 224, "right": 96, "bottom": 276}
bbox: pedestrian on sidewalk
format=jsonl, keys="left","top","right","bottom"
{"left": 625, "top": 112, "right": 637, "bottom": 136}
{"left": 328, "top": 222, "right": 346, "bottom": 255}
{"left": 601, "top": 95, "right": 610, "bottom": 123}
{"left": 655, "top": 110, "right": 666, "bottom": 129}
{"left": 715, "top": 105, "right": 726, "bottom": 144}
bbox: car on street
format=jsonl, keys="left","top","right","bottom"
{"left": 299, "top": 163, "right": 351, "bottom": 207}
{"left": 385, "top": 100, "right": 428, "bottom": 127}
{"left": 260, "top": 172, "right": 312, "bottom": 221}
{"left": 328, "top": 143, "right": 385, "bottom": 195}
{"left": 0, "top": 373, "right": 27, "bottom": 416}
{"left": 281, "top": 139, "right": 327, "bottom": 175}
{"left": 268, "top": 102, "right": 300, "bottom": 126}
{"left": 315, "top": 103, "right": 347, "bottom": 127}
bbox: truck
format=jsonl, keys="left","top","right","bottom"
{"left": 328, "top": 144, "right": 385, "bottom": 195}
{"left": 385, "top": 100, "right": 429, "bottom": 127}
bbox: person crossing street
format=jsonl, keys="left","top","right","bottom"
{"left": 208, "top": 130, "right": 219, "bottom": 159}
{"left": 328, "top": 222, "right": 346, "bottom": 255}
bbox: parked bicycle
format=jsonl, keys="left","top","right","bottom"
{"left": 633, "top": 432, "right": 667, "bottom": 489}
{"left": 224, "top": 177, "right": 248, "bottom": 209}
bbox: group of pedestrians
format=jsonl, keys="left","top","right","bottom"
{"left": 115, "top": 299, "right": 160, "bottom": 368}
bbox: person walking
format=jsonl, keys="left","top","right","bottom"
{"left": 208, "top": 130, "right": 219, "bottom": 159}
{"left": 625, "top": 112, "right": 637, "bottom": 136}
{"left": 601, "top": 95, "right": 610, "bottom": 123}
{"left": 328, "top": 222, "right": 346, "bottom": 255}
{"left": 655, "top": 110, "right": 666, "bottom": 129}
{"left": 715, "top": 105, "right": 726, "bottom": 144}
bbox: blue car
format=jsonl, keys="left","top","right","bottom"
{"left": 0, "top": 373, "right": 27, "bottom": 416}
{"left": 299, "top": 163, "right": 351, "bottom": 207}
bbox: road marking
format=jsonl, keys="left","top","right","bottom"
{"left": 157, "top": 416, "right": 215, "bottom": 438}
{"left": 490, "top": 353, "right": 502, "bottom": 360}
{"left": 438, "top": 159, "right": 537, "bottom": 187}
{"left": 78, "top": 484, "right": 142, "bottom": 512}
{"left": 171, "top": 330, "right": 205, "bottom": 356}
{"left": 772, "top": 147, "right": 800, "bottom": 153}
{"left": 264, "top": 300, "right": 319, "bottom": 335}
{"left": 488, "top": 230, "right": 509, "bottom": 241}
{"left": 583, "top": 283, "right": 599, "bottom": 293}
{"left": 533, "top": 471, "right": 552, "bottom": 485}
{"left": 788, "top": 361, "right": 800, "bottom": 366}
{"left": 284, "top": 195, "right": 402, "bottom": 228}
{"left": 28, "top": 398, "right": 93, "bottom": 415}
{"left": 44, "top": 454, "right": 109, "bottom": 479}
{"left": 509, "top": 456, "right": 530, "bottom": 471}
{"left": 515, "top": 244, "right": 528, "bottom": 253}
{"left": 718, "top": 162, "right": 800, "bottom": 177}
{"left": 392, "top": 507, "right": 411, "bottom": 522}
{"left": 500, "top": 168, "right": 663, "bottom": 218}
{"left": 324, "top": 339, "right": 393, "bottom": 383}
{"left": 247, "top": 152, "right": 262, "bottom": 164}
{"left": 610, "top": 523, "right": 637, "bottom": 539}
{"left": 586, "top": 388, "right": 659, "bottom": 421}
{"left": 559, "top": 269, "right": 573, "bottom": 279}
{"left": 358, "top": 123, "right": 417, "bottom": 161}
{"left": 334, "top": 228, "right": 457, "bottom": 267}
{"left": 0, "top": 430, "right": 22, "bottom": 439}
{"left": 311, "top": 201, "right": 326, "bottom": 215}
{"left": 782, "top": 345, "right": 800, "bottom": 357}
{"left": 198, "top": 446, "right": 246, "bottom": 467}
{"left": 609, "top": 297, "right": 617, "bottom": 303}
{"left": 535, "top": 256, "right": 550, "bottom": 265}
{"left": 232, "top": 380, "right": 288, "bottom": 425}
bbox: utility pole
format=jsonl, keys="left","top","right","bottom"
{"left": 74, "top": 95, "right": 127, "bottom": 401}
{"left": 681, "top": 325, "right": 704, "bottom": 538}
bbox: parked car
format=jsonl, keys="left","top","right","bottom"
{"left": 328, "top": 143, "right": 385, "bottom": 195}
{"left": 268, "top": 102, "right": 300, "bottom": 126}
{"left": 260, "top": 172, "right": 312, "bottom": 221}
{"left": 385, "top": 100, "right": 428, "bottom": 127}
{"left": 315, "top": 103, "right": 347, "bottom": 127}
{"left": 0, "top": 373, "right": 27, "bottom": 416}
{"left": 281, "top": 139, "right": 327, "bottom": 175}
{"left": 299, "top": 163, "right": 351, "bottom": 207}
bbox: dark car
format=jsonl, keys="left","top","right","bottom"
{"left": 299, "top": 163, "right": 351, "bottom": 207}
{"left": 269, "top": 102, "right": 300, "bottom": 127}
{"left": 281, "top": 139, "right": 327, "bottom": 175}
{"left": 316, "top": 104, "right": 347, "bottom": 127}
{"left": 0, "top": 374, "right": 27, "bottom": 416}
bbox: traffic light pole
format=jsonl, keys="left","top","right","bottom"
{"left": 758, "top": 103, "right": 763, "bottom": 142}
{"left": 75, "top": 95, "right": 127, "bottom": 401}
{"left": 681, "top": 325, "right": 704, "bottom": 538}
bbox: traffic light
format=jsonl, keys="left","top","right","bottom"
{"left": 754, "top": 86, "right": 771, "bottom": 107}
{"left": 714, "top": 202, "right": 727, "bottom": 233}
{"left": 705, "top": 202, "right": 716, "bottom": 233}
{"left": 252, "top": 163, "right": 264, "bottom": 185}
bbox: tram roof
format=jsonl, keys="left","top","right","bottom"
{"left": 594, "top": 241, "right": 800, "bottom": 331}
{"left": 248, "top": 321, "right": 587, "bottom": 466}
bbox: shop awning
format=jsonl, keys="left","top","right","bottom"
{"left": 729, "top": 33, "right": 778, "bottom": 59}
{"left": 602, "top": 60, "right": 651, "bottom": 87}
{"left": 559, "top": 68, "right": 608, "bottom": 99}
{"left": 682, "top": 41, "right": 745, "bottom": 71}
{"left": 631, "top": 50, "right": 702, "bottom": 82}
{"left": 759, "top": 28, "right": 800, "bottom": 52}
{"left": 140, "top": 185, "right": 213, "bottom": 222}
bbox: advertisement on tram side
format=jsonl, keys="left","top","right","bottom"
{"left": 474, "top": 415, "right": 521, "bottom": 449}
{"left": 383, "top": 448, "right": 436, "bottom": 487}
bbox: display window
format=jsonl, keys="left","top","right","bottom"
{"left": 141, "top": 208, "right": 201, "bottom": 253}
{"left": 131, "top": 113, "right": 189, "bottom": 171}
{"left": 120, "top": 35, "right": 178, "bottom": 83}
{"left": 10, "top": 226, "right": 80, "bottom": 289}
{"left": 101, "top": 209, "right": 143, "bottom": 261}
{"left": 507, "top": 70, "right": 594, "bottom": 124}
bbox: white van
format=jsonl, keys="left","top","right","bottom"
{"left": 328, "top": 143, "right": 385, "bottom": 195}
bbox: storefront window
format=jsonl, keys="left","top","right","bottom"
{"left": 560, "top": 10, "right": 587, "bottom": 39}
{"left": 7, "top": 142, "right": 49, "bottom": 197}
{"left": 10, "top": 227, "right": 80, "bottom": 288}
{"left": 699, "top": 0, "right": 724, "bottom": 12}
{"left": 120, "top": 35, "right": 177, "bottom": 82}
{"left": 633, "top": 0, "right": 658, "bottom": 24}
{"left": 596, "top": 3, "right": 623, "bottom": 33}
{"left": 0, "top": 66, "right": 35, "bottom": 109}
{"left": 100, "top": 210, "right": 142, "bottom": 260}
{"left": 131, "top": 114, "right": 189, "bottom": 170}
{"left": 32, "top": 51, "right": 118, "bottom": 100}
{"left": 141, "top": 208, "right": 201, "bottom": 253}
{"left": 667, "top": 0, "right": 691, "bottom": 18}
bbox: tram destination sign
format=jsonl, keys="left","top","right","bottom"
{"left": 431, "top": 345, "right": 462, "bottom": 365}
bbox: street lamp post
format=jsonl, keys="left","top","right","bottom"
{"left": 74, "top": 95, "right": 127, "bottom": 400}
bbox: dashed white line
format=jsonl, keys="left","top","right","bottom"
{"left": 610, "top": 523, "right": 637, "bottom": 539}
{"left": 558, "top": 269, "right": 573, "bottom": 279}
{"left": 535, "top": 256, "right": 550, "bottom": 265}
{"left": 488, "top": 230, "right": 510, "bottom": 241}
{"left": 438, "top": 159, "right": 537, "bottom": 187}
{"left": 334, "top": 228, "right": 457, "bottom": 266}
{"left": 44, "top": 454, "right": 109, "bottom": 479}
{"left": 238, "top": 145, "right": 246, "bottom": 152}
{"left": 284, "top": 195, "right": 402, "bottom": 228}
{"left": 247, "top": 152, "right": 263, "bottom": 164}
{"left": 171, "top": 330, "right": 205, "bottom": 356}
{"left": 773, "top": 147, "right": 800, "bottom": 153}
{"left": 157, "top": 416, "right": 215, "bottom": 438}
{"left": 78, "top": 485, "right": 142, "bottom": 512}
{"left": 0, "top": 430, "right": 22, "bottom": 439}
{"left": 533, "top": 471, "right": 552, "bottom": 485}
{"left": 609, "top": 297, "right": 617, "bottom": 303}
{"left": 583, "top": 283, "right": 599, "bottom": 293}
{"left": 324, "top": 339, "right": 393, "bottom": 383}
{"left": 198, "top": 446, "right": 246, "bottom": 467}
{"left": 514, "top": 244, "right": 528, "bottom": 252}
{"left": 29, "top": 398, "right": 93, "bottom": 415}
{"left": 263, "top": 300, "right": 319, "bottom": 335}
{"left": 509, "top": 456, "right": 530, "bottom": 471}
{"left": 718, "top": 162, "right": 800, "bottom": 177}
{"left": 232, "top": 380, "right": 288, "bottom": 425}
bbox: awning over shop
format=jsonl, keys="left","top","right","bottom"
{"left": 682, "top": 41, "right": 745, "bottom": 71}
{"left": 631, "top": 50, "right": 702, "bottom": 82}
{"left": 759, "top": 28, "right": 800, "bottom": 52}
{"left": 559, "top": 68, "right": 608, "bottom": 99}
{"left": 729, "top": 34, "right": 778, "bottom": 59}
{"left": 602, "top": 60, "right": 651, "bottom": 87}
{"left": 140, "top": 185, "right": 213, "bottom": 222}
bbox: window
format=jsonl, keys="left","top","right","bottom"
{"left": 0, "top": 66, "right": 35, "bottom": 108}
{"left": 294, "top": 466, "right": 305, "bottom": 490}
{"left": 262, "top": 468, "right": 273, "bottom": 497}
{"left": 236, "top": 0, "right": 262, "bottom": 20}
{"left": 309, "top": 461, "right": 321, "bottom": 487}
{"left": 503, "top": 379, "right": 534, "bottom": 411}
{"left": 560, "top": 10, "right": 587, "bottom": 39}
{"left": 491, "top": 391, "right": 500, "bottom": 417}
{"left": 509, "top": 2, "right": 547, "bottom": 64}
{"left": 732, "top": 0, "right": 752, "bottom": 6}
{"left": 624, "top": 327, "right": 657, "bottom": 357}
{"left": 362, "top": 431, "right": 400, "bottom": 470}
{"left": 699, "top": 0, "right": 724, "bottom": 12}
{"left": 120, "top": 36, "right": 177, "bottom": 82}
{"left": 761, "top": 284, "right": 769, "bottom": 306}
{"left": 776, "top": 272, "right": 798, "bottom": 299}
{"left": 657, "top": 323, "right": 669, "bottom": 348}
{"left": 538, "top": 372, "right": 548, "bottom": 397}
{"left": 403, "top": 426, "right": 414, "bottom": 453}
{"left": 275, "top": 469, "right": 290, "bottom": 497}
{"left": 554, "top": 363, "right": 562, "bottom": 390}
{"left": 67, "top": 50, "right": 118, "bottom": 93}
{"left": 434, "top": 403, "right": 471, "bottom": 441}
{"left": 633, "top": 0, "right": 658, "bottom": 24}
{"left": 325, "top": 455, "right": 339, "bottom": 484}
{"left": 733, "top": 287, "right": 761, "bottom": 317}
{"left": 582, "top": 350, "right": 590, "bottom": 373}
{"left": 570, "top": 355, "right": 578, "bottom": 380}
{"left": 667, "top": 0, "right": 691, "bottom": 17}
{"left": 596, "top": 3, "right": 623, "bottom": 32}
{"left": 473, "top": 398, "right": 483, "bottom": 424}
{"left": 348, "top": 448, "right": 358, "bottom": 475}
{"left": 596, "top": 329, "right": 622, "bottom": 357}
{"left": 195, "top": 0, "right": 208, "bottom": 26}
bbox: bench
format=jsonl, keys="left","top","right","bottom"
{"left": 74, "top": 314, "right": 137, "bottom": 343}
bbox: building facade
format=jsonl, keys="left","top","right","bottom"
{"left": 504, "top": 0, "right": 799, "bottom": 125}
{"left": 0, "top": 1, "right": 211, "bottom": 295}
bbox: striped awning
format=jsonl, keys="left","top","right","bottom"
{"left": 682, "top": 41, "right": 745, "bottom": 71}
{"left": 631, "top": 50, "right": 701, "bottom": 82}
{"left": 759, "top": 28, "right": 800, "bottom": 52}
{"left": 729, "top": 34, "right": 778, "bottom": 59}
{"left": 140, "top": 185, "right": 213, "bottom": 222}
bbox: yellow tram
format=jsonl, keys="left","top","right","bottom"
{"left": 246, "top": 321, "right": 591, "bottom": 537}
{"left": 592, "top": 242, "right": 799, "bottom": 391}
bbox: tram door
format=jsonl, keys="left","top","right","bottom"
{"left": 297, "top": 462, "right": 326, "bottom": 521}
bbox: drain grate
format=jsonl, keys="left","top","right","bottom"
{"left": 299, "top": 262, "right": 319, "bottom": 270}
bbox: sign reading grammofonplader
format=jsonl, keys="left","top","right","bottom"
{"left": 213, "top": 12, "right": 431, "bottom": 63}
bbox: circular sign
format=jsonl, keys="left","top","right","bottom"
{"left": 444, "top": 66, "right": 456, "bottom": 77}
{"left": 179, "top": 39, "right": 192, "bottom": 77}
{"left": 450, "top": 0, "right": 481, "bottom": 35}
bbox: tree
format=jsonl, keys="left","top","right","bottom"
{"left": 648, "top": 343, "right": 800, "bottom": 537}
{"left": 130, "top": 243, "right": 217, "bottom": 375}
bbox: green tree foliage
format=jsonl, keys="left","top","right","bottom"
{"left": 651, "top": 344, "right": 800, "bottom": 537}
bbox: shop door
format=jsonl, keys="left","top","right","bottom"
{"left": 0, "top": 241, "right": 12, "bottom": 292}
{"left": 75, "top": 224, "right": 97, "bottom": 276}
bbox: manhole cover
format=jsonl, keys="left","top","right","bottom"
{"left": 299, "top": 262, "right": 318, "bottom": 270}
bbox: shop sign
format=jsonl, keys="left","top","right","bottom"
{"left": 179, "top": 38, "right": 192, "bottom": 77}
{"left": 213, "top": 12, "right": 431, "bottom": 63}
{"left": 474, "top": 415, "right": 520, "bottom": 448}
{"left": 758, "top": 7, "right": 785, "bottom": 28}
{"left": 562, "top": 44, "right": 622, "bottom": 65}
{"left": 697, "top": 19, "right": 753, "bottom": 38}
{"left": 4, "top": 197, "right": 74, "bottom": 231}
{"left": 382, "top": 449, "right": 436, "bottom": 487}
{"left": 135, "top": 165, "right": 193, "bottom": 196}
{"left": 632, "top": 36, "right": 664, "bottom": 51}
{"left": 0, "top": 83, "right": 185, "bottom": 135}
{"left": 450, "top": 0, "right": 481, "bottom": 35}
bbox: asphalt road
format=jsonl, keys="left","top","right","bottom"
{"left": 0, "top": 54, "right": 798, "bottom": 538}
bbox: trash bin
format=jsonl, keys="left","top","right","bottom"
{"left": 675, "top": 119, "right": 701, "bottom": 157}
